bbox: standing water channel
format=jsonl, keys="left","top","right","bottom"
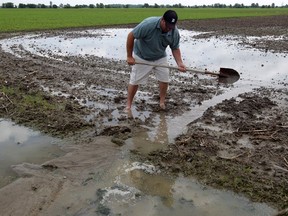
{"left": 1, "top": 28, "right": 287, "bottom": 215}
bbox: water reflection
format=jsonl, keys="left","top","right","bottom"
{"left": 128, "top": 169, "right": 174, "bottom": 207}
{"left": 0, "top": 120, "right": 38, "bottom": 144}
{"left": 0, "top": 119, "right": 63, "bottom": 188}
{"left": 153, "top": 113, "right": 169, "bottom": 144}
{"left": 126, "top": 110, "right": 169, "bottom": 154}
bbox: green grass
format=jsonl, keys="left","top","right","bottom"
{"left": 0, "top": 85, "right": 15, "bottom": 95}
{"left": 22, "top": 94, "right": 55, "bottom": 110}
{"left": 0, "top": 8, "right": 288, "bottom": 32}
{"left": 1, "top": 86, "right": 56, "bottom": 110}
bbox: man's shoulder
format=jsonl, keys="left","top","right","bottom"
{"left": 144, "top": 16, "right": 161, "bottom": 22}
{"left": 133, "top": 16, "right": 160, "bottom": 34}
{"left": 141, "top": 16, "right": 161, "bottom": 26}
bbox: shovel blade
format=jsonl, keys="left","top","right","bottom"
{"left": 218, "top": 68, "right": 240, "bottom": 84}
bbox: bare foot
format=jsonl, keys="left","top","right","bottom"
{"left": 124, "top": 106, "right": 131, "bottom": 112}
{"left": 160, "top": 103, "right": 166, "bottom": 110}
{"left": 124, "top": 107, "right": 133, "bottom": 118}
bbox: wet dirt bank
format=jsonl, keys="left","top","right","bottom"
{"left": 0, "top": 15, "right": 288, "bottom": 215}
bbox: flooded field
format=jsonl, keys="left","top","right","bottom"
{"left": 2, "top": 28, "right": 287, "bottom": 84}
{"left": 0, "top": 16, "right": 287, "bottom": 216}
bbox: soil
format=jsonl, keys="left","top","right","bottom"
{"left": 0, "top": 15, "right": 287, "bottom": 215}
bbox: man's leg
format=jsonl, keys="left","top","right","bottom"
{"left": 126, "top": 84, "right": 138, "bottom": 110}
{"left": 159, "top": 81, "right": 168, "bottom": 109}
{"left": 154, "top": 56, "right": 169, "bottom": 110}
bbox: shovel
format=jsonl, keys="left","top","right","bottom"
{"left": 135, "top": 61, "right": 240, "bottom": 84}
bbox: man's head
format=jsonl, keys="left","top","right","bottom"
{"left": 163, "top": 10, "right": 178, "bottom": 29}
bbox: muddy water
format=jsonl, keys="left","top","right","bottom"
{"left": 1, "top": 28, "right": 287, "bottom": 215}
{"left": 104, "top": 113, "right": 276, "bottom": 216}
{"left": 0, "top": 119, "right": 64, "bottom": 188}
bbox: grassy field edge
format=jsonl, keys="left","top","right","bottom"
{"left": 0, "top": 8, "right": 288, "bottom": 32}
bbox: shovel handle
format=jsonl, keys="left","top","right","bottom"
{"left": 134, "top": 61, "right": 220, "bottom": 76}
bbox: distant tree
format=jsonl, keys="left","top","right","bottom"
{"left": 2, "top": 2, "right": 286, "bottom": 9}
{"left": 172, "top": 3, "right": 184, "bottom": 8}
{"left": 3, "top": 2, "right": 14, "bottom": 8}
{"left": 143, "top": 3, "right": 149, "bottom": 8}
{"left": 39, "top": 4, "right": 46, "bottom": 8}
{"left": 75, "top": 4, "right": 89, "bottom": 8}
{"left": 64, "top": 4, "right": 71, "bottom": 8}
{"left": 18, "top": 3, "right": 26, "bottom": 8}
{"left": 27, "top": 4, "right": 37, "bottom": 8}
{"left": 154, "top": 3, "right": 159, "bottom": 8}
{"left": 234, "top": 3, "right": 244, "bottom": 8}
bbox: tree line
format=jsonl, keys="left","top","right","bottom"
{"left": 1, "top": 2, "right": 287, "bottom": 9}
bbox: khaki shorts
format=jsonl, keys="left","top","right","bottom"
{"left": 129, "top": 55, "right": 169, "bottom": 85}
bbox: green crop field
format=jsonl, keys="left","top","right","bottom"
{"left": 0, "top": 8, "right": 288, "bottom": 32}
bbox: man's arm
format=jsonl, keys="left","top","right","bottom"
{"left": 172, "top": 48, "right": 186, "bottom": 72}
{"left": 126, "top": 31, "right": 135, "bottom": 65}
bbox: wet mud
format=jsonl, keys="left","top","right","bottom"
{"left": 0, "top": 15, "right": 288, "bottom": 215}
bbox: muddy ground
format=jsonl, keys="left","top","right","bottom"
{"left": 0, "top": 15, "right": 287, "bottom": 215}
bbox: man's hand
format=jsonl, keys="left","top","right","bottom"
{"left": 178, "top": 63, "right": 186, "bottom": 72}
{"left": 127, "top": 56, "right": 135, "bottom": 65}
{"left": 172, "top": 48, "right": 186, "bottom": 72}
